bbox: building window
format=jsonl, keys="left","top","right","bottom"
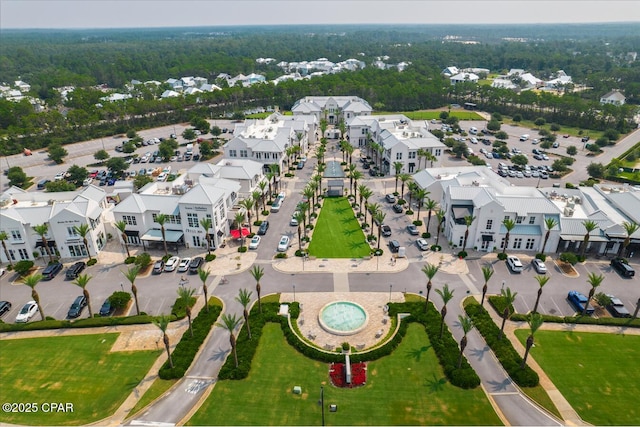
{"left": 361, "top": 128, "right": 366, "bottom": 135}
{"left": 240, "top": 150, "right": 248, "bottom": 158}
{"left": 504, "top": 216, "right": 510, "bottom": 222}
{"left": 529, "top": 216, "right": 535, "bottom": 224}
{"left": 396, "top": 152, "right": 402, "bottom": 160}
{"left": 123, "top": 215, "right": 137, "bottom": 226}
{"left": 229, "top": 149, "right": 237, "bottom": 157}
{"left": 435, "top": 149, "right": 441, "bottom": 156}
{"left": 10, "top": 230, "right": 22, "bottom": 241}
{"left": 526, "top": 238, "right": 535, "bottom": 250}
{"left": 408, "top": 151, "right": 416, "bottom": 159}
{"left": 513, "top": 238, "right": 522, "bottom": 249}
{"left": 486, "top": 219, "right": 493, "bottom": 230}
{"left": 459, "top": 236, "right": 464, "bottom": 247}
{"left": 152, "top": 213, "right": 181, "bottom": 225}
{"left": 255, "top": 152, "right": 262, "bottom": 159}
{"left": 67, "top": 227, "right": 79, "bottom": 238}
{"left": 500, "top": 238, "right": 505, "bottom": 249}
{"left": 18, "top": 248, "right": 29, "bottom": 260}
{"left": 187, "top": 213, "right": 199, "bottom": 228}
{"left": 8, "top": 249, "right": 16, "bottom": 261}
{"left": 516, "top": 216, "right": 525, "bottom": 224}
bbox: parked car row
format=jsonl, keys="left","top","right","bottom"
{"left": 152, "top": 256, "right": 203, "bottom": 275}
{"left": 41, "top": 261, "right": 86, "bottom": 281}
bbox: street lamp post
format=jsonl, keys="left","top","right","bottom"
{"left": 120, "top": 283, "right": 125, "bottom": 292}
{"left": 501, "top": 280, "right": 505, "bottom": 292}
{"left": 389, "top": 284, "right": 393, "bottom": 302}
{"left": 320, "top": 386, "right": 325, "bottom": 426}
{"left": 293, "top": 284, "right": 296, "bottom": 302}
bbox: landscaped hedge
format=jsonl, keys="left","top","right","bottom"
{"left": 464, "top": 299, "right": 539, "bottom": 387}
{"left": 218, "top": 300, "right": 480, "bottom": 389}
{"left": 510, "top": 312, "right": 640, "bottom": 327}
{"left": 158, "top": 301, "right": 222, "bottom": 379}
{"left": 0, "top": 314, "right": 158, "bottom": 332}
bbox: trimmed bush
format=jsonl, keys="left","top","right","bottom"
{"left": 413, "top": 220, "right": 423, "bottom": 226}
{"left": 422, "top": 232, "right": 431, "bottom": 238}
{"left": 108, "top": 291, "right": 131, "bottom": 309}
{"left": 274, "top": 253, "right": 287, "bottom": 259}
{"left": 171, "top": 295, "right": 196, "bottom": 318}
{"left": 497, "top": 252, "right": 508, "bottom": 261}
{"left": 13, "top": 260, "right": 34, "bottom": 276}
{"left": 205, "top": 254, "right": 216, "bottom": 262}
{"left": 430, "top": 245, "right": 441, "bottom": 251}
{"left": 457, "top": 251, "right": 468, "bottom": 258}
{"left": 238, "top": 247, "right": 248, "bottom": 253}
{"left": 124, "top": 256, "right": 136, "bottom": 264}
{"left": 135, "top": 252, "right": 152, "bottom": 268}
{"left": 535, "top": 253, "right": 546, "bottom": 261}
{"left": 559, "top": 252, "right": 578, "bottom": 265}
{"left": 87, "top": 258, "right": 97, "bottom": 266}
{"left": 406, "top": 210, "right": 414, "bottom": 215}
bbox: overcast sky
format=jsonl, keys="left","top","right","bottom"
{"left": 1, "top": 0, "right": 637, "bottom": 29}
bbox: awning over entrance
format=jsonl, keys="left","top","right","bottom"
{"left": 482, "top": 235, "right": 494, "bottom": 242}
{"left": 230, "top": 228, "right": 250, "bottom": 239}
{"left": 35, "top": 240, "right": 56, "bottom": 248}
{"left": 124, "top": 230, "right": 139, "bottom": 237}
{"left": 141, "top": 229, "right": 184, "bottom": 243}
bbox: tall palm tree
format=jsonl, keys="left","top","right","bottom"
{"left": 22, "top": 273, "right": 45, "bottom": 321}
{"left": 435, "top": 284, "right": 454, "bottom": 338}
{"left": 312, "top": 174, "right": 323, "bottom": 197}
{"left": 199, "top": 217, "right": 213, "bottom": 255}
{"left": 155, "top": 213, "right": 169, "bottom": 256}
{"left": 236, "top": 288, "right": 253, "bottom": 340}
{"left": 502, "top": 218, "right": 516, "bottom": 254}
{"left": 0, "top": 231, "right": 12, "bottom": 267}
{"left": 407, "top": 182, "right": 418, "bottom": 210}
{"left": 619, "top": 221, "right": 640, "bottom": 257}
{"left": 198, "top": 268, "right": 211, "bottom": 313}
{"left": 265, "top": 171, "right": 275, "bottom": 199}
{"left": 532, "top": 275, "right": 550, "bottom": 314}
{"left": 351, "top": 170, "right": 363, "bottom": 197}
{"left": 424, "top": 198, "right": 437, "bottom": 235}
{"left": 435, "top": 209, "right": 445, "bottom": 247}
{"left": 239, "top": 199, "right": 254, "bottom": 234}
{"left": 584, "top": 272, "right": 604, "bottom": 316}
{"left": 153, "top": 315, "right": 173, "bottom": 368}
{"left": 73, "top": 224, "right": 92, "bottom": 261}
{"left": 480, "top": 265, "right": 494, "bottom": 308}
{"left": 258, "top": 181, "right": 268, "bottom": 211}
{"left": 344, "top": 142, "right": 354, "bottom": 166}
{"left": 177, "top": 286, "right": 196, "bottom": 337}
{"left": 580, "top": 220, "right": 598, "bottom": 259}
{"left": 308, "top": 181, "right": 318, "bottom": 208}
{"left": 303, "top": 186, "right": 315, "bottom": 213}
{"left": 123, "top": 265, "right": 141, "bottom": 315}
{"left": 217, "top": 313, "right": 242, "bottom": 368}
{"left": 294, "top": 211, "right": 305, "bottom": 249}
{"left": 250, "top": 265, "right": 264, "bottom": 314}
{"left": 359, "top": 186, "right": 372, "bottom": 215}
{"left": 362, "top": 189, "right": 373, "bottom": 226}
{"left": 367, "top": 202, "right": 380, "bottom": 231}
{"left": 462, "top": 215, "right": 476, "bottom": 250}
{"left": 357, "top": 184, "right": 368, "bottom": 213}
{"left": 521, "top": 313, "right": 544, "bottom": 369}
{"left": 457, "top": 315, "right": 475, "bottom": 368}
{"left": 413, "top": 188, "right": 428, "bottom": 222}
{"left": 399, "top": 173, "right": 412, "bottom": 200}
{"left": 393, "top": 161, "right": 404, "bottom": 193}
{"left": 32, "top": 223, "right": 54, "bottom": 263}
{"left": 114, "top": 220, "right": 131, "bottom": 259}
{"left": 268, "top": 164, "right": 279, "bottom": 192}
{"left": 541, "top": 217, "right": 558, "bottom": 254}
{"left": 73, "top": 273, "right": 93, "bottom": 317}
{"left": 373, "top": 210, "right": 386, "bottom": 250}
{"left": 421, "top": 263, "right": 439, "bottom": 311}
{"left": 347, "top": 163, "right": 357, "bottom": 195}
{"left": 499, "top": 287, "right": 517, "bottom": 339}
{"left": 234, "top": 212, "right": 246, "bottom": 249}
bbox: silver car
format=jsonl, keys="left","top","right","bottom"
{"left": 532, "top": 258, "right": 547, "bottom": 274}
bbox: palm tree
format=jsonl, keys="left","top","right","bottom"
{"left": 462, "top": 215, "right": 476, "bottom": 250}
{"left": 312, "top": 174, "right": 322, "bottom": 198}
{"left": 367, "top": 202, "right": 380, "bottom": 231}
{"left": 393, "top": 161, "right": 404, "bottom": 193}
{"left": 115, "top": 220, "right": 131, "bottom": 259}
{"left": 407, "top": 182, "right": 418, "bottom": 210}
{"left": 236, "top": 288, "right": 253, "bottom": 340}
{"left": 457, "top": 315, "right": 475, "bottom": 368}
{"left": 32, "top": 223, "right": 54, "bottom": 263}
{"left": 633, "top": 297, "right": 640, "bottom": 319}
{"left": 177, "top": 286, "right": 196, "bottom": 337}
{"left": 619, "top": 221, "right": 640, "bottom": 257}
{"left": 421, "top": 263, "right": 439, "bottom": 311}
{"left": 73, "top": 273, "right": 93, "bottom": 317}
{"left": 541, "top": 217, "right": 558, "bottom": 254}
{"left": 217, "top": 313, "right": 242, "bottom": 367}
{"left": 303, "top": 186, "right": 315, "bottom": 213}
{"left": 234, "top": 212, "right": 246, "bottom": 249}
{"left": 123, "top": 265, "right": 141, "bottom": 315}
{"left": 480, "top": 265, "right": 494, "bottom": 308}
{"left": 499, "top": 287, "right": 517, "bottom": 339}
{"left": 413, "top": 188, "right": 428, "bottom": 222}
{"left": 424, "top": 198, "right": 437, "bottom": 235}
{"left": 521, "top": 313, "right": 544, "bottom": 369}
{"left": 268, "top": 164, "right": 279, "bottom": 192}
{"left": 153, "top": 315, "right": 173, "bottom": 368}
{"left": 435, "top": 209, "right": 445, "bottom": 247}
{"left": 399, "top": 173, "right": 412, "bottom": 199}
{"left": 0, "top": 231, "right": 12, "bottom": 267}
{"left": 359, "top": 186, "right": 372, "bottom": 215}
{"left": 308, "top": 181, "right": 318, "bottom": 208}
{"left": 155, "top": 213, "right": 169, "bottom": 256}
{"left": 373, "top": 210, "right": 386, "bottom": 250}
{"left": 351, "top": 170, "right": 363, "bottom": 197}
{"left": 435, "top": 284, "right": 454, "bottom": 338}
{"left": 580, "top": 220, "right": 598, "bottom": 259}
{"left": 584, "top": 272, "right": 604, "bottom": 316}
{"left": 250, "top": 265, "right": 264, "bottom": 314}
{"left": 73, "top": 224, "right": 92, "bottom": 261}
{"left": 347, "top": 163, "right": 357, "bottom": 195}
{"left": 22, "top": 273, "right": 45, "bottom": 321}
{"left": 502, "top": 218, "right": 516, "bottom": 254}
{"left": 294, "top": 211, "right": 305, "bottom": 249}
{"left": 532, "top": 275, "right": 550, "bottom": 314}
{"left": 198, "top": 268, "right": 211, "bottom": 313}
{"left": 362, "top": 189, "right": 373, "bottom": 226}
{"left": 258, "top": 181, "right": 268, "bottom": 211}
{"left": 199, "top": 217, "right": 213, "bottom": 255}
{"left": 239, "top": 199, "right": 254, "bottom": 234}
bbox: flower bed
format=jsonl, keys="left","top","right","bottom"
{"left": 329, "top": 362, "right": 367, "bottom": 388}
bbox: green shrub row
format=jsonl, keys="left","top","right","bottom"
{"left": 464, "top": 299, "right": 539, "bottom": 387}
{"left": 510, "top": 312, "right": 640, "bottom": 327}
{"left": 0, "top": 314, "right": 157, "bottom": 332}
{"left": 158, "top": 302, "right": 222, "bottom": 379}
{"left": 218, "top": 301, "right": 480, "bottom": 389}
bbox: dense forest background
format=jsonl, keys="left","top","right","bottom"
{"left": 1, "top": 23, "right": 639, "bottom": 155}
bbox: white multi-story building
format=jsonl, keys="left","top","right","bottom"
{"left": 291, "top": 96, "right": 372, "bottom": 126}
{"left": 0, "top": 185, "right": 108, "bottom": 263}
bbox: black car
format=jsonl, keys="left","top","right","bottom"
{"left": 189, "top": 256, "right": 204, "bottom": 274}
{"left": 152, "top": 260, "right": 165, "bottom": 274}
{"left": 42, "top": 262, "right": 63, "bottom": 280}
{"left": 385, "top": 194, "right": 396, "bottom": 203}
{"left": 606, "top": 294, "right": 631, "bottom": 318}
{"left": 257, "top": 220, "right": 270, "bottom": 235}
{"left": 67, "top": 295, "right": 87, "bottom": 318}
{"left": 392, "top": 204, "right": 403, "bottom": 213}
{"left": 381, "top": 225, "right": 392, "bottom": 237}
{"left": 611, "top": 258, "right": 635, "bottom": 277}
{"left": 99, "top": 299, "right": 114, "bottom": 316}
{"left": 65, "top": 261, "right": 86, "bottom": 280}
{"left": 388, "top": 240, "right": 400, "bottom": 253}
{"left": 0, "top": 301, "right": 11, "bottom": 317}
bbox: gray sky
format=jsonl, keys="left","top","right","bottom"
{"left": 1, "top": 0, "right": 637, "bottom": 29}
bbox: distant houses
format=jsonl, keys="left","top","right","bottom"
{"left": 600, "top": 90, "right": 626, "bottom": 106}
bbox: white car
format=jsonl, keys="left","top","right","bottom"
{"left": 54, "top": 172, "right": 65, "bottom": 181}
{"left": 15, "top": 301, "right": 38, "bottom": 323}
{"left": 157, "top": 172, "right": 168, "bottom": 182}
{"left": 249, "top": 235, "right": 261, "bottom": 249}
{"left": 290, "top": 212, "right": 300, "bottom": 226}
{"left": 277, "top": 191, "right": 286, "bottom": 202}
{"left": 416, "top": 238, "right": 429, "bottom": 251}
{"left": 507, "top": 256, "right": 523, "bottom": 273}
{"left": 177, "top": 257, "right": 191, "bottom": 272}
{"left": 532, "top": 258, "right": 547, "bottom": 274}
{"left": 277, "top": 235, "right": 290, "bottom": 252}
{"left": 164, "top": 256, "right": 180, "bottom": 272}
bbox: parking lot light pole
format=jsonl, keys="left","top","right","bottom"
{"left": 293, "top": 284, "right": 296, "bottom": 302}
{"left": 389, "top": 284, "right": 393, "bottom": 302}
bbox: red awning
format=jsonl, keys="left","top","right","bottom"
{"left": 230, "top": 228, "right": 250, "bottom": 239}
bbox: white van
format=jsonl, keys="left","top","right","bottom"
{"left": 519, "top": 134, "right": 530, "bottom": 141}
{"left": 469, "top": 127, "right": 478, "bottom": 135}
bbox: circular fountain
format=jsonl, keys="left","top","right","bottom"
{"left": 319, "top": 301, "right": 369, "bottom": 335}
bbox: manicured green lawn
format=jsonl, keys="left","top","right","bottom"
{"left": 374, "top": 110, "right": 485, "bottom": 121}
{"left": 188, "top": 323, "right": 500, "bottom": 426}
{"left": 308, "top": 197, "right": 370, "bottom": 258}
{"left": 514, "top": 330, "right": 640, "bottom": 425}
{"left": 0, "top": 334, "right": 160, "bottom": 426}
